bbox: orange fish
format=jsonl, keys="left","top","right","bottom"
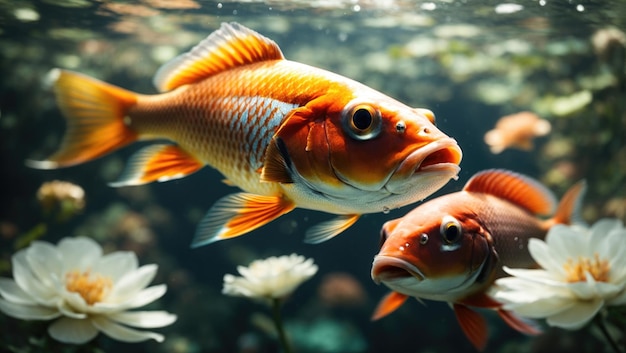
{"left": 483, "top": 111, "right": 551, "bottom": 154}
{"left": 370, "top": 169, "right": 585, "bottom": 350}
{"left": 28, "top": 23, "right": 462, "bottom": 247}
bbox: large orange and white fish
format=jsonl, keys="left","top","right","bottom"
{"left": 28, "top": 22, "right": 462, "bottom": 247}
{"left": 370, "top": 169, "right": 585, "bottom": 350}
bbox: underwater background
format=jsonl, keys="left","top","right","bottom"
{"left": 1, "top": 0, "right": 625, "bottom": 352}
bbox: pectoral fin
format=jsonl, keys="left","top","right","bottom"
{"left": 109, "top": 144, "right": 203, "bottom": 187}
{"left": 260, "top": 137, "right": 293, "bottom": 184}
{"left": 453, "top": 303, "right": 488, "bottom": 351}
{"left": 191, "top": 192, "right": 295, "bottom": 248}
{"left": 371, "top": 291, "right": 409, "bottom": 321}
{"left": 304, "top": 214, "right": 359, "bottom": 244}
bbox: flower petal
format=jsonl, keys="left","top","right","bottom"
{"left": 91, "top": 316, "right": 165, "bottom": 343}
{"left": 108, "top": 264, "right": 157, "bottom": 303}
{"left": 25, "top": 241, "right": 62, "bottom": 289}
{"left": 590, "top": 218, "right": 623, "bottom": 240}
{"left": 48, "top": 317, "right": 99, "bottom": 344}
{"left": 57, "top": 297, "right": 88, "bottom": 319}
{"left": 108, "top": 310, "right": 177, "bottom": 328}
{"left": 58, "top": 237, "right": 102, "bottom": 272}
{"left": 95, "top": 284, "right": 166, "bottom": 312}
{"left": 527, "top": 239, "right": 567, "bottom": 277}
{"left": 546, "top": 298, "right": 603, "bottom": 329}
{"left": 502, "top": 267, "right": 563, "bottom": 287}
{"left": 502, "top": 296, "right": 575, "bottom": 318}
{"left": 0, "top": 298, "right": 61, "bottom": 320}
{"left": 0, "top": 278, "right": 38, "bottom": 305}
{"left": 93, "top": 251, "right": 138, "bottom": 282}
{"left": 12, "top": 251, "right": 57, "bottom": 304}
{"left": 545, "top": 224, "right": 588, "bottom": 259}
{"left": 59, "top": 289, "right": 90, "bottom": 314}
{"left": 608, "top": 289, "right": 626, "bottom": 306}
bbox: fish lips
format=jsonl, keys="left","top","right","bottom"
{"left": 385, "top": 137, "right": 462, "bottom": 194}
{"left": 371, "top": 255, "right": 426, "bottom": 284}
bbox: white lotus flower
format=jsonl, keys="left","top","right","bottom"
{"left": 492, "top": 219, "right": 626, "bottom": 330}
{"left": 0, "top": 237, "right": 176, "bottom": 344}
{"left": 223, "top": 254, "right": 318, "bottom": 300}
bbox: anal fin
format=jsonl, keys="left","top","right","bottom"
{"left": 453, "top": 303, "right": 488, "bottom": 351}
{"left": 371, "top": 291, "right": 409, "bottom": 321}
{"left": 304, "top": 214, "right": 360, "bottom": 244}
{"left": 109, "top": 144, "right": 203, "bottom": 187}
{"left": 191, "top": 192, "right": 295, "bottom": 248}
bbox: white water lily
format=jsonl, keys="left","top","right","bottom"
{"left": 223, "top": 253, "right": 318, "bottom": 300}
{"left": 492, "top": 219, "right": 626, "bottom": 330}
{"left": 0, "top": 237, "right": 176, "bottom": 344}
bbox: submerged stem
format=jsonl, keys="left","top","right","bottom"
{"left": 594, "top": 315, "right": 623, "bottom": 353}
{"left": 271, "top": 298, "right": 293, "bottom": 353}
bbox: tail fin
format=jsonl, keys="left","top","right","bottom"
{"left": 27, "top": 69, "right": 139, "bottom": 169}
{"left": 548, "top": 180, "right": 587, "bottom": 227}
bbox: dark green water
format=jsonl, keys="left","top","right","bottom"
{"left": 1, "top": 1, "right": 625, "bottom": 352}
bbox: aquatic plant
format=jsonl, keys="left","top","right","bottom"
{"left": 0, "top": 237, "right": 176, "bottom": 344}
{"left": 492, "top": 219, "right": 626, "bottom": 352}
{"left": 223, "top": 254, "right": 318, "bottom": 353}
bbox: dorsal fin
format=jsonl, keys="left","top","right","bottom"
{"left": 463, "top": 169, "right": 556, "bottom": 216}
{"left": 153, "top": 22, "right": 284, "bottom": 92}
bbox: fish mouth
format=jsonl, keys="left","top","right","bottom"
{"left": 409, "top": 137, "right": 462, "bottom": 175}
{"left": 385, "top": 137, "right": 462, "bottom": 194}
{"left": 371, "top": 255, "right": 425, "bottom": 284}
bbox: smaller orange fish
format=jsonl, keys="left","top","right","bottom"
{"left": 483, "top": 111, "right": 551, "bottom": 154}
{"left": 370, "top": 169, "right": 585, "bottom": 350}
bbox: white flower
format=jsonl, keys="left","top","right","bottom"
{"left": 492, "top": 219, "right": 626, "bottom": 330}
{"left": 223, "top": 254, "right": 318, "bottom": 300}
{"left": 0, "top": 237, "right": 176, "bottom": 344}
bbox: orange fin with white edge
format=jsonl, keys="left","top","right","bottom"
{"left": 304, "top": 214, "right": 360, "bottom": 244}
{"left": 191, "top": 192, "right": 295, "bottom": 248}
{"left": 153, "top": 22, "right": 284, "bottom": 92}
{"left": 371, "top": 291, "right": 409, "bottom": 321}
{"left": 109, "top": 144, "right": 203, "bottom": 187}
{"left": 548, "top": 180, "right": 586, "bottom": 227}
{"left": 463, "top": 169, "right": 557, "bottom": 216}
{"left": 453, "top": 303, "right": 488, "bottom": 351}
{"left": 497, "top": 309, "right": 542, "bottom": 336}
{"left": 26, "top": 69, "right": 138, "bottom": 169}
{"left": 459, "top": 292, "right": 541, "bottom": 337}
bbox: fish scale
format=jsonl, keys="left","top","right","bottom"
{"left": 28, "top": 22, "right": 462, "bottom": 245}
{"left": 371, "top": 169, "right": 585, "bottom": 351}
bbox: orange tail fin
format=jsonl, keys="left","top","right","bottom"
{"left": 548, "top": 180, "right": 587, "bottom": 227}
{"left": 27, "top": 69, "right": 139, "bottom": 169}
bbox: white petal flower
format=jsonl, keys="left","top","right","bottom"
{"left": 492, "top": 219, "right": 626, "bottom": 330}
{"left": 0, "top": 237, "right": 176, "bottom": 344}
{"left": 223, "top": 254, "right": 318, "bottom": 301}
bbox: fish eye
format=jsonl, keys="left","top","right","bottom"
{"left": 419, "top": 233, "right": 428, "bottom": 245}
{"left": 440, "top": 215, "right": 462, "bottom": 244}
{"left": 342, "top": 101, "right": 382, "bottom": 141}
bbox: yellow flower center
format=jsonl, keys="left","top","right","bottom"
{"left": 563, "top": 253, "right": 610, "bottom": 283}
{"left": 65, "top": 270, "right": 112, "bottom": 305}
